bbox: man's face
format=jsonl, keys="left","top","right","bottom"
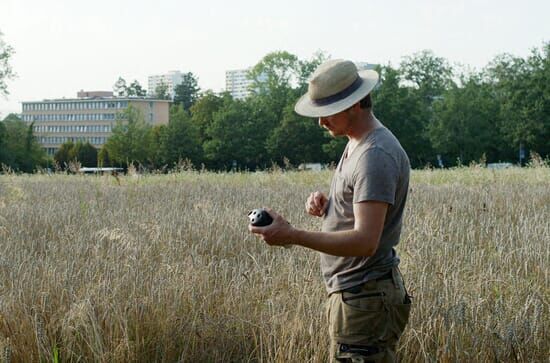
{"left": 318, "top": 109, "right": 352, "bottom": 137}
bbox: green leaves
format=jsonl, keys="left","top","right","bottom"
{"left": 174, "top": 72, "right": 200, "bottom": 111}
{"left": 0, "top": 114, "right": 46, "bottom": 172}
{"left": 103, "top": 106, "right": 153, "bottom": 166}
{"left": 112, "top": 77, "right": 147, "bottom": 97}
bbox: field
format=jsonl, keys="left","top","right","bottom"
{"left": 0, "top": 167, "right": 548, "bottom": 362}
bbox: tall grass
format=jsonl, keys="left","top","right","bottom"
{"left": 0, "top": 167, "right": 548, "bottom": 362}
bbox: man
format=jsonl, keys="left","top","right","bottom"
{"left": 249, "top": 59, "right": 411, "bottom": 362}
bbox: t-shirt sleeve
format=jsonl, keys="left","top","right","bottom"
{"left": 353, "top": 148, "right": 399, "bottom": 205}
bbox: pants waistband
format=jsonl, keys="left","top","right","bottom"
{"left": 340, "top": 270, "right": 394, "bottom": 294}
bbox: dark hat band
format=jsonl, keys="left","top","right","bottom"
{"left": 311, "top": 76, "right": 363, "bottom": 106}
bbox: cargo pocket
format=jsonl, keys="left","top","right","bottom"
{"left": 388, "top": 294, "right": 412, "bottom": 339}
{"left": 331, "top": 290, "right": 389, "bottom": 342}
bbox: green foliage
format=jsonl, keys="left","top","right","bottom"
{"left": 113, "top": 77, "right": 147, "bottom": 97}
{"left": 0, "top": 30, "right": 16, "bottom": 97}
{"left": 98, "top": 147, "right": 111, "bottom": 167}
{"left": 103, "top": 106, "right": 152, "bottom": 166}
{"left": 54, "top": 141, "right": 98, "bottom": 168}
{"left": 174, "top": 72, "right": 200, "bottom": 111}
{"left": 0, "top": 114, "right": 46, "bottom": 172}
{"left": 190, "top": 91, "right": 228, "bottom": 142}
{"left": 203, "top": 98, "right": 273, "bottom": 170}
{"left": 54, "top": 140, "right": 74, "bottom": 166}
{"left": 429, "top": 74, "right": 501, "bottom": 165}
{"left": 82, "top": 46, "right": 550, "bottom": 171}
{"left": 266, "top": 104, "right": 328, "bottom": 165}
{"left": 160, "top": 105, "right": 202, "bottom": 166}
{"left": 486, "top": 44, "right": 550, "bottom": 157}
{"left": 400, "top": 50, "right": 454, "bottom": 101}
{"left": 113, "top": 77, "right": 127, "bottom": 97}
{"left": 154, "top": 81, "right": 171, "bottom": 100}
{"left": 72, "top": 142, "right": 98, "bottom": 166}
{"left": 373, "top": 65, "right": 432, "bottom": 167}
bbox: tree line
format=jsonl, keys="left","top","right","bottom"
{"left": 1, "top": 44, "right": 548, "bottom": 172}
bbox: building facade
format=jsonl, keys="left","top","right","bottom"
{"left": 21, "top": 91, "right": 170, "bottom": 155}
{"left": 225, "top": 68, "right": 268, "bottom": 100}
{"left": 148, "top": 71, "right": 183, "bottom": 99}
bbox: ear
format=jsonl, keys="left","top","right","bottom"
{"left": 347, "top": 102, "right": 361, "bottom": 115}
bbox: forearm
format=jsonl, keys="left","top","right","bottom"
{"left": 289, "top": 228, "right": 378, "bottom": 257}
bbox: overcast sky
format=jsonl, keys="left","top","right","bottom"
{"left": 0, "top": 0, "right": 548, "bottom": 116}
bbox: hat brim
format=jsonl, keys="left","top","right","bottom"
{"left": 294, "top": 69, "right": 379, "bottom": 118}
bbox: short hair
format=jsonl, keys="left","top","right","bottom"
{"left": 359, "top": 93, "right": 372, "bottom": 109}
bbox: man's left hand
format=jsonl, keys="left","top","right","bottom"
{"left": 248, "top": 208, "right": 295, "bottom": 247}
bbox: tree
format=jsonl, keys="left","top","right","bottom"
{"left": 400, "top": 50, "right": 454, "bottom": 101}
{"left": 148, "top": 124, "right": 166, "bottom": 168}
{"left": 103, "top": 106, "right": 153, "bottom": 166}
{"left": 0, "top": 120, "right": 8, "bottom": 165}
{"left": 486, "top": 43, "right": 550, "bottom": 159}
{"left": 54, "top": 140, "right": 75, "bottom": 167}
{"left": 154, "top": 81, "right": 170, "bottom": 100}
{"left": 190, "top": 91, "right": 228, "bottom": 142}
{"left": 428, "top": 73, "right": 501, "bottom": 164}
{"left": 160, "top": 104, "right": 202, "bottom": 166}
{"left": 373, "top": 64, "right": 433, "bottom": 167}
{"left": 266, "top": 104, "right": 328, "bottom": 165}
{"left": 113, "top": 77, "right": 127, "bottom": 97}
{"left": 127, "top": 80, "right": 147, "bottom": 96}
{"left": 73, "top": 142, "right": 98, "bottom": 167}
{"left": 203, "top": 99, "right": 271, "bottom": 170}
{"left": 0, "top": 31, "right": 16, "bottom": 97}
{"left": 0, "top": 114, "right": 46, "bottom": 172}
{"left": 174, "top": 72, "right": 200, "bottom": 111}
{"left": 113, "top": 77, "right": 147, "bottom": 97}
{"left": 98, "top": 147, "right": 111, "bottom": 167}
{"left": 54, "top": 141, "right": 98, "bottom": 167}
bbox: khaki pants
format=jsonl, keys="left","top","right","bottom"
{"left": 326, "top": 267, "right": 411, "bottom": 363}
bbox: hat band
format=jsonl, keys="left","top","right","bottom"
{"left": 311, "top": 76, "right": 363, "bottom": 106}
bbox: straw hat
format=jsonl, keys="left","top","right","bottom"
{"left": 294, "top": 59, "right": 379, "bottom": 117}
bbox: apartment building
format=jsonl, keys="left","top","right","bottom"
{"left": 21, "top": 91, "right": 170, "bottom": 155}
{"left": 225, "top": 68, "right": 268, "bottom": 100}
{"left": 148, "top": 71, "right": 183, "bottom": 99}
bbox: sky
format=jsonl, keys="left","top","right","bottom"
{"left": 0, "top": 0, "right": 549, "bottom": 116}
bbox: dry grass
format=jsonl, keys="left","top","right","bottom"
{"left": 0, "top": 167, "right": 548, "bottom": 362}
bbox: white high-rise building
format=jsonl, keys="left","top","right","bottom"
{"left": 225, "top": 68, "right": 268, "bottom": 100}
{"left": 225, "top": 68, "right": 254, "bottom": 100}
{"left": 148, "top": 71, "right": 183, "bottom": 99}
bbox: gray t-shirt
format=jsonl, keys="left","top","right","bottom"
{"left": 321, "top": 127, "right": 410, "bottom": 293}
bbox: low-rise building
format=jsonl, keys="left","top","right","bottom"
{"left": 21, "top": 91, "right": 170, "bottom": 155}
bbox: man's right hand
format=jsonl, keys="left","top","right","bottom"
{"left": 306, "top": 191, "right": 328, "bottom": 217}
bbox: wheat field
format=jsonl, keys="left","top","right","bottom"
{"left": 0, "top": 166, "right": 548, "bottom": 362}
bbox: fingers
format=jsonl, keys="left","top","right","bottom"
{"left": 313, "top": 192, "right": 325, "bottom": 209}
{"left": 249, "top": 224, "right": 268, "bottom": 234}
{"left": 306, "top": 191, "right": 327, "bottom": 216}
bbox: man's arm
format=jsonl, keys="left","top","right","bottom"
{"left": 249, "top": 201, "right": 388, "bottom": 257}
